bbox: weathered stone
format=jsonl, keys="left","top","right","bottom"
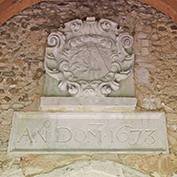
{"left": 2, "top": 71, "right": 15, "bottom": 77}
{"left": 8, "top": 87, "right": 19, "bottom": 94}
{"left": 34, "top": 160, "right": 149, "bottom": 177}
{"left": 9, "top": 84, "right": 17, "bottom": 89}
{"left": 135, "top": 67, "right": 150, "bottom": 85}
{"left": 142, "top": 96, "right": 162, "bottom": 110}
{"left": 158, "top": 26, "right": 167, "bottom": 31}
{"left": 6, "top": 78, "right": 16, "bottom": 85}
{"left": 1, "top": 168, "right": 24, "bottom": 177}
{"left": 141, "top": 48, "right": 149, "bottom": 56}
{"left": 151, "top": 33, "right": 159, "bottom": 41}
{"left": 30, "top": 26, "right": 40, "bottom": 31}
{"left": 141, "top": 39, "right": 150, "bottom": 47}
{"left": 0, "top": 67, "right": 8, "bottom": 73}
{"left": 0, "top": 153, "right": 22, "bottom": 177}
{"left": 0, "top": 76, "right": 3, "bottom": 83}
{"left": 143, "top": 25, "right": 152, "bottom": 33}
{"left": 0, "top": 109, "right": 14, "bottom": 125}
{"left": 137, "top": 32, "right": 148, "bottom": 39}
{"left": 3, "top": 96, "right": 11, "bottom": 102}
{"left": 170, "top": 25, "right": 177, "bottom": 30}
{"left": 0, "top": 89, "right": 5, "bottom": 94}
{"left": 0, "top": 104, "right": 10, "bottom": 110}
{"left": 21, "top": 21, "right": 28, "bottom": 29}
{"left": 18, "top": 94, "right": 29, "bottom": 102}
{"left": 12, "top": 103, "right": 25, "bottom": 110}
{"left": 33, "top": 68, "right": 44, "bottom": 80}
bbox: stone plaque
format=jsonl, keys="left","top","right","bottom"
{"left": 8, "top": 112, "right": 168, "bottom": 154}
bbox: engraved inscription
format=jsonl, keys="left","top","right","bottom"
{"left": 116, "top": 126, "right": 157, "bottom": 145}
{"left": 9, "top": 112, "right": 168, "bottom": 153}
{"left": 17, "top": 120, "right": 51, "bottom": 145}
{"left": 16, "top": 122, "right": 157, "bottom": 146}
{"left": 56, "top": 127, "right": 72, "bottom": 143}
{"left": 37, "top": 120, "right": 51, "bottom": 143}
{"left": 17, "top": 128, "right": 33, "bottom": 144}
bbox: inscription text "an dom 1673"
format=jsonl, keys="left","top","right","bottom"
{"left": 8, "top": 112, "right": 168, "bottom": 154}
{"left": 17, "top": 120, "right": 157, "bottom": 145}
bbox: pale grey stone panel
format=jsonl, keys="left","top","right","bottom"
{"left": 40, "top": 96, "right": 137, "bottom": 111}
{"left": 8, "top": 112, "right": 168, "bottom": 154}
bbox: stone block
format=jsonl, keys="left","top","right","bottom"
{"left": 40, "top": 97, "right": 137, "bottom": 112}
{"left": 8, "top": 112, "right": 168, "bottom": 154}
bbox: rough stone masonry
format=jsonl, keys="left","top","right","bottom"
{"left": 0, "top": 0, "right": 177, "bottom": 176}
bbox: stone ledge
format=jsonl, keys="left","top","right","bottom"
{"left": 40, "top": 97, "right": 137, "bottom": 112}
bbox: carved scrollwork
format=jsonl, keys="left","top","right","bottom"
{"left": 118, "top": 33, "right": 133, "bottom": 49}
{"left": 47, "top": 32, "right": 65, "bottom": 48}
{"left": 44, "top": 17, "right": 135, "bottom": 97}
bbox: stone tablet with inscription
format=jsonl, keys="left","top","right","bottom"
{"left": 8, "top": 112, "right": 168, "bottom": 154}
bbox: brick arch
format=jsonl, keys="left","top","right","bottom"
{"left": 139, "top": 0, "right": 177, "bottom": 22}
{"left": 0, "top": 0, "right": 177, "bottom": 26}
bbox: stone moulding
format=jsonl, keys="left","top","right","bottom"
{"left": 44, "top": 17, "right": 134, "bottom": 97}
{"left": 40, "top": 96, "right": 137, "bottom": 111}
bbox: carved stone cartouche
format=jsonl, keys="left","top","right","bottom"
{"left": 44, "top": 17, "right": 134, "bottom": 97}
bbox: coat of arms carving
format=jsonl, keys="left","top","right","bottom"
{"left": 45, "top": 17, "right": 134, "bottom": 97}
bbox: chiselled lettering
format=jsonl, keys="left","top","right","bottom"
{"left": 116, "top": 126, "right": 157, "bottom": 145}
{"left": 16, "top": 124, "right": 158, "bottom": 146}
{"left": 56, "top": 127, "right": 72, "bottom": 143}
{"left": 17, "top": 128, "right": 34, "bottom": 144}
{"left": 37, "top": 120, "right": 51, "bottom": 143}
{"left": 87, "top": 123, "right": 104, "bottom": 144}
{"left": 9, "top": 112, "right": 168, "bottom": 153}
{"left": 74, "top": 129, "right": 87, "bottom": 143}
{"left": 144, "top": 129, "right": 156, "bottom": 144}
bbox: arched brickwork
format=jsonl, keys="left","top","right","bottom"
{"left": 0, "top": 0, "right": 177, "bottom": 26}
{"left": 139, "top": 0, "right": 177, "bottom": 22}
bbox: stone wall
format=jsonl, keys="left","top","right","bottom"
{"left": 0, "top": 0, "right": 177, "bottom": 176}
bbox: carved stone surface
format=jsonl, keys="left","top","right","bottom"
{"left": 8, "top": 112, "right": 168, "bottom": 154}
{"left": 44, "top": 17, "right": 134, "bottom": 97}
{"left": 35, "top": 160, "right": 149, "bottom": 177}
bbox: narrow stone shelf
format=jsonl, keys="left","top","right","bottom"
{"left": 40, "top": 97, "right": 137, "bottom": 112}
